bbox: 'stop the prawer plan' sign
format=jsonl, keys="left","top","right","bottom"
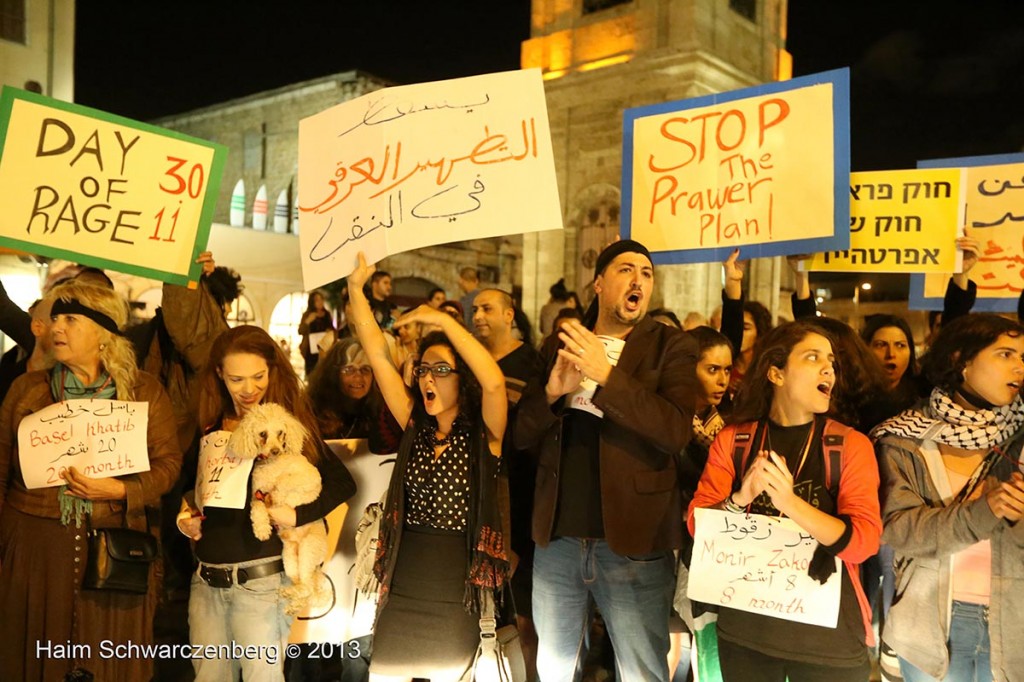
{"left": 622, "top": 69, "right": 850, "bottom": 265}
{"left": 0, "top": 87, "right": 226, "bottom": 285}
{"left": 297, "top": 68, "right": 562, "bottom": 289}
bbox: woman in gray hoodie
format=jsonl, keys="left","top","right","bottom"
{"left": 874, "top": 313, "right": 1024, "bottom": 682}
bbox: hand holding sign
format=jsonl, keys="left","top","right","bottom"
{"left": 62, "top": 465, "right": 127, "bottom": 501}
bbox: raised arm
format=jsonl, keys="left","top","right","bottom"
{"left": 945, "top": 233, "right": 979, "bottom": 326}
{"left": 786, "top": 254, "right": 817, "bottom": 320}
{"left": 347, "top": 254, "right": 414, "bottom": 427}
{"left": 394, "top": 305, "right": 507, "bottom": 454}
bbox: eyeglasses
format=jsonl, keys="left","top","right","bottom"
{"left": 340, "top": 365, "right": 373, "bottom": 376}
{"left": 413, "top": 364, "right": 459, "bottom": 379}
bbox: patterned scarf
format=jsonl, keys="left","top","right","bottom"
{"left": 373, "top": 410, "right": 510, "bottom": 615}
{"left": 692, "top": 408, "right": 726, "bottom": 449}
{"left": 50, "top": 363, "right": 118, "bottom": 527}
{"left": 871, "top": 387, "right": 1024, "bottom": 450}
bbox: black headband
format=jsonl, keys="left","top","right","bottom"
{"left": 51, "top": 298, "right": 122, "bottom": 336}
{"left": 593, "top": 239, "right": 653, "bottom": 280}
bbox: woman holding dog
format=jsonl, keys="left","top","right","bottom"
{"left": 0, "top": 281, "right": 182, "bottom": 681}
{"left": 177, "top": 325, "right": 355, "bottom": 682}
{"left": 347, "top": 253, "right": 509, "bottom": 682}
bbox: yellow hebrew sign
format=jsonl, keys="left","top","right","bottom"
{"left": 810, "top": 169, "right": 964, "bottom": 273}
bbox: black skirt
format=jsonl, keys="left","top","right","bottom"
{"left": 370, "top": 525, "right": 478, "bottom": 678}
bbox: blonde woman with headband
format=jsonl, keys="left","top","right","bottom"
{"left": 0, "top": 281, "right": 182, "bottom": 681}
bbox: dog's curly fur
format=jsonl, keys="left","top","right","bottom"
{"left": 229, "top": 402, "right": 330, "bottom": 615}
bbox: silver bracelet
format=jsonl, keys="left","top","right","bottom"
{"left": 724, "top": 493, "right": 745, "bottom": 514}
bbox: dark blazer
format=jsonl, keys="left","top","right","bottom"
{"left": 515, "top": 316, "right": 698, "bottom": 555}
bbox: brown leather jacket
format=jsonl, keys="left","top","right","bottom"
{"left": 0, "top": 369, "right": 182, "bottom": 525}
{"left": 515, "top": 316, "right": 698, "bottom": 555}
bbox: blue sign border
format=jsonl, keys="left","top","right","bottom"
{"left": 909, "top": 152, "right": 1024, "bottom": 311}
{"left": 621, "top": 68, "right": 851, "bottom": 265}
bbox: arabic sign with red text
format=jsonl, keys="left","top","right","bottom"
{"left": 297, "top": 69, "right": 562, "bottom": 288}
{"left": 688, "top": 508, "right": 841, "bottom": 628}
{"left": 18, "top": 400, "right": 150, "bottom": 489}
{"left": 910, "top": 153, "right": 1024, "bottom": 311}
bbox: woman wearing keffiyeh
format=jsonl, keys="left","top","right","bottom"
{"left": 347, "top": 253, "right": 510, "bottom": 681}
{"left": 874, "top": 313, "right": 1024, "bottom": 682}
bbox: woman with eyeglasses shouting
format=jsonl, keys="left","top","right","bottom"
{"left": 347, "top": 253, "right": 509, "bottom": 682}
{"left": 873, "top": 313, "right": 1024, "bottom": 682}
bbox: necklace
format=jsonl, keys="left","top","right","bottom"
{"left": 432, "top": 430, "right": 450, "bottom": 448}
{"left": 764, "top": 421, "right": 815, "bottom": 481}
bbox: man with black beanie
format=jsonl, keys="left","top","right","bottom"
{"left": 516, "top": 239, "right": 698, "bottom": 680}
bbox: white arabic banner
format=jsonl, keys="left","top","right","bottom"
{"left": 18, "top": 400, "right": 150, "bottom": 489}
{"left": 194, "top": 430, "right": 254, "bottom": 511}
{"left": 289, "top": 439, "right": 396, "bottom": 645}
{"left": 688, "top": 508, "right": 841, "bottom": 628}
{"left": 297, "top": 68, "right": 563, "bottom": 289}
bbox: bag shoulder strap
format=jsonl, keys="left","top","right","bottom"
{"left": 822, "top": 418, "right": 852, "bottom": 497}
{"left": 730, "top": 422, "right": 760, "bottom": 492}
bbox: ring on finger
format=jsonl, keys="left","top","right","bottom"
{"left": 576, "top": 346, "right": 585, "bottom": 356}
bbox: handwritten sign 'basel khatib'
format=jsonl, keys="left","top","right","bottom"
{"left": 297, "top": 68, "right": 562, "bottom": 289}
{"left": 688, "top": 508, "right": 841, "bottom": 628}
{"left": 18, "top": 400, "right": 150, "bottom": 489}
{"left": 0, "top": 88, "right": 226, "bottom": 285}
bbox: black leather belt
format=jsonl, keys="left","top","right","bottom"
{"left": 199, "top": 559, "right": 284, "bottom": 588}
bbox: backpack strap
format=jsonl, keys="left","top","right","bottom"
{"left": 730, "top": 421, "right": 761, "bottom": 493}
{"left": 822, "top": 418, "right": 853, "bottom": 497}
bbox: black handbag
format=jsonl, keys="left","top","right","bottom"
{"left": 82, "top": 493, "right": 158, "bottom": 594}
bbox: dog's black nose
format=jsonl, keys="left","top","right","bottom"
{"left": 270, "top": 447, "right": 281, "bottom": 456}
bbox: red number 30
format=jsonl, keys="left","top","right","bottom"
{"left": 160, "top": 156, "right": 205, "bottom": 199}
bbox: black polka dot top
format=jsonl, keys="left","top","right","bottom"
{"left": 404, "top": 424, "right": 471, "bottom": 531}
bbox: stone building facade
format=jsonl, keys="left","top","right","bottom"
{"left": 154, "top": 0, "right": 793, "bottom": 328}
{"left": 519, "top": 0, "right": 792, "bottom": 321}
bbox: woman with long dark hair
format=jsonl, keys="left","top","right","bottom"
{"left": 299, "top": 290, "right": 335, "bottom": 375}
{"left": 177, "top": 325, "right": 354, "bottom": 682}
{"left": 874, "top": 313, "right": 1024, "bottom": 681}
{"left": 347, "top": 253, "right": 509, "bottom": 682}
{"left": 306, "top": 338, "right": 401, "bottom": 452}
{"left": 689, "top": 321, "right": 882, "bottom": 681}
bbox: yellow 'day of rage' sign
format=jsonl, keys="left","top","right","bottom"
{"left": 809, "top": 168, "right": 965, "bottom": 273}
{"left": 0, "top": 88, "right": 226, "bottom": 285}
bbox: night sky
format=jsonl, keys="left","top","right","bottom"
{"left": 75, "top": 1, "right": 1024, "bottom": 173}
{"left": 72, "top": 2, "right": 1024, "bottom": 301}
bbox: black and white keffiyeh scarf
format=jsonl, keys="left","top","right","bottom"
{"left": 871, "top": 387, "right": 1024, "bottom": 450}
{"left": 692, "top": 408, "right": 726, "bottom": 450}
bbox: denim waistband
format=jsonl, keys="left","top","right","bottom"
{"left": 952, "top": 600, "right": 989, "bottom": 621}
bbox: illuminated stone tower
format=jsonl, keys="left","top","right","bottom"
{"left": 520, "top": 0, "right": 790, "bottom": 322}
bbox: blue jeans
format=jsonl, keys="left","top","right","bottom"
{"left": 533, "top": 537, "right": 675, "bottom": 681}
{"left": 189, "top": 558, "right": 293, "bottom": 682}
{"left": 899, "top": 601, "right": 991, "bottom": 682}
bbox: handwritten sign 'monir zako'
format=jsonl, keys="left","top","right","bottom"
{"left": 18, "top": 400, "right": 150, "bottom": 489}
{"left": 297, "top": 68, "right": 562, "bottom": 289}
{"left": 0, "top": 87, "right": 226, "bottom": 285}
{"left": 688, "top": 508, "right": 841, "bottom": 628}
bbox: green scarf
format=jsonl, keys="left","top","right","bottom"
{"left": 50, "top": 364, "right": 117, "bottom": 527}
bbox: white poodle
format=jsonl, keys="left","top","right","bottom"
{"left": 229, "top": 402, "right": 331, "bottom": 615}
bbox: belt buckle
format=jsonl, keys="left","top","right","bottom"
{"left": 200, "top": 565, "right": 232, "bottom": 588}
